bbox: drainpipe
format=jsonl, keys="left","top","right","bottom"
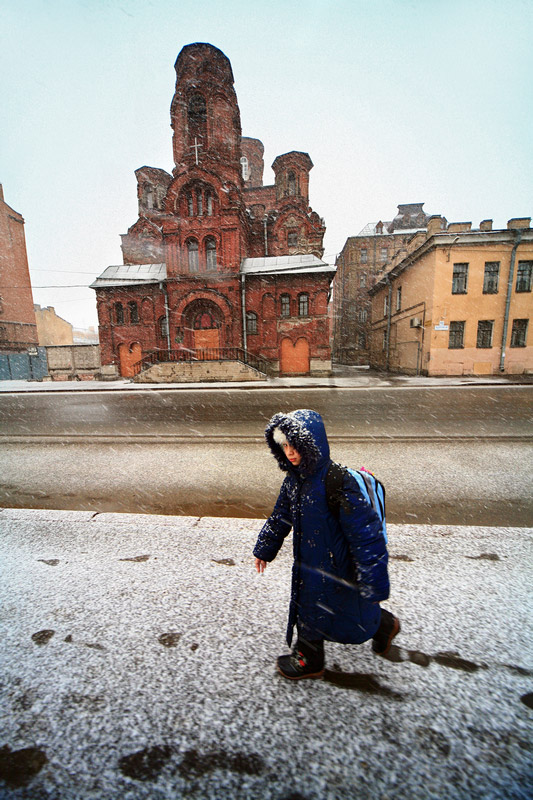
{"left": 263, "top": 215, "right": 268, "bottom": 256}
{"left": 160, "top": 282, "right": 171, "bottom": 353}
{"left": 385, "top": 277, "right": 393, "bottom": 371}
{"left": 499, "top": 230, "right": 522, "bottom": 372}
{"left": 241, "top": 273, "right": 247, "bottom": 357}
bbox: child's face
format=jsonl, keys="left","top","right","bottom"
{"left": 282, "top": 440, "right": 302, "bottom": 466}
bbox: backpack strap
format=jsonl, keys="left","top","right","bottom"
{"left": 325, "top": 462, "right": 349, "bottom": 518}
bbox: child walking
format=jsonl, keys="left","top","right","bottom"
{"left": 253, "top": 409, "right": 400, "bottom": 680}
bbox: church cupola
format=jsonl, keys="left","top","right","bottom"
{"left": 170, "top": 43, "right": 242, "bottom": 180}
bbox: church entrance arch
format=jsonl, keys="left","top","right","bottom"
{"left": 183, "top": 299, "right": 223, "bottom": 357}
{"left": 280, "top": 337, "right": 310, "bottom": 375}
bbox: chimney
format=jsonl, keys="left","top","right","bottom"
{"left": 447, "top": 222, "right": 472, "bottom": 233}
{"left": 507, "top": 217, "right": 531, "bottom": 230}
{"left": 479, "top": 219, "right": 493, "bottom": 231}
{"left": 426, "top": 216, "right": 443, "bottom": 237}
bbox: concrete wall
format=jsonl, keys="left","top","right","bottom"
{"left": 135, "top": 360, "right": 265, "bottom": 383}
{"left": 45, "top": 345, "right": 101, "bottom": 380}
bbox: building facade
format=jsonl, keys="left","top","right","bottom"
{"left": 0, "top": 185, "right": 39, "bottom": 352}
{"left": 91, "top": 43, "right": 333, "bottom": 378}
{"left": 34, "top": 305, "right": 74, "bottom": 346}
{"left": 333, "top": 203, "right": 438, "bottom": 365}
{"left": 369, "top": 216, "right": 533, "bottom": 376}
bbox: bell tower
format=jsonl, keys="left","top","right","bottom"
{"left": 170, "top": 43, "right": 242, "bottom": 184}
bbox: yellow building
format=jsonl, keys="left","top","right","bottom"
{"left": 369, "top": 216, "right": 533, "bottom": 376}
{"left": 34, "top": 305, "right": 74, "bottom": 346}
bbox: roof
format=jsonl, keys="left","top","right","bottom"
{"left": 357, "top": 222, "right": 393, "bottom": 237}
{"left": 240, "top": 254, "right": 335, "bottom": 276}
{"left": 90, "top": 263, "right": 166, "bottom": 288}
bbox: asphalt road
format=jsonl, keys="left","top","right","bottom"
{"left": 1, "top": 386, "right": 532, "bottom": 525}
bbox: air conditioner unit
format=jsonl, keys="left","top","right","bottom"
{"left": 410, "top": 317, "right": 422, "bottom": 328}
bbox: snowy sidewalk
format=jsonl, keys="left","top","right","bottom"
{"left": 1, "top": 369, "right": 532, "bottom": 393}
{"left": 0, "top": 508, "right": 532, "bottom": 799}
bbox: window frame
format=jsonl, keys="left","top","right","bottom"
{"left": 510, "top": 318, "right": 528, "bottom": 348}
{"left": 476, "top": 320, "right": 493, "bottom": 349}
{"left": 280, "top": 294, "right": 291, "bottom": 318}
{"left": 246, "top": 311, "right": 258, "bottom": 335}
{"left": 205, "top": 237, "right": 217, "bottom": 271}
{"left": 128, "top": 301, "right": 139, "bottom": 325}
{"left": 452, "top": 263, "right": 469, "bottom": 294}
{"left": 483, "top": 262, "right": 500, "bottom": 294}
{"left": 114, "top": 302, "right": 124, "bottom": 325}
{"left": 449, "top": 320, "right": 465, "bottom": 349}
{"left": 298, "top": 293, "right": 309, "bottom": 317}
{"left": 516, "top": 261, "right": 532, "bottom": 293}
{"left": 187, "top": 239, "right": 199, "bottom": 272}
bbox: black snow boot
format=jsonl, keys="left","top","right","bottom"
{"left": 277, "top": 639, "right": 325, "bottom": 680}
{"left": 372, "top": 608, "right": 401, "bottom": 656}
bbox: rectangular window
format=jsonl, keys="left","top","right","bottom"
{"left": 280, "top": 295, "right": 290, "bottom": 317}
{"left": 476, "top": 320, "right": 493, "bottom": 348}
{"left": 396, "top": 286, "right": 402, "bottom": 312}
{"left": 452, "top": 263, "right": 468, "bottom": 294}
{"left": 287, "top": 231, "right": 298, "bottom": 247}
{"left": 359, "top": 272, "right": 367, "bottom": 288}
{"left": 483, "top": 262, "right": 499, "bottom": 294}
{"left": 516, "top": 261, "right": 532, "bottom": 293}
{"left": 510, "top": 318, "right": 528, "bottom": 347}
{"left": 358, "top": 333, "right": 367, "bottom": 349}
{"left": 381, "top": 248, "right": 388, "bottom": 262}
{"left": 357, "top": 308, "right": 367, "bottom": 323}
{"left": 360, "top": 249, "right": 368, "bottom": 264}
{"left": 449, "top": 321, "right": 465, "bottom": 349}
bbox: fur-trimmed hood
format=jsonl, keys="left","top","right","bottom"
{"left": 265, "top": 409, "right": 330, "bottom": 475}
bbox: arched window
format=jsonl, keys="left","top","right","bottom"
{"left": 187, "top": 239, "right": 199, "bottom": 272}
{"left": 143, "top": 183, "right": 154, "bottom": 209}
{"left": 188, "top": 94, "right": 207, "bottom": 154}
{"left": 158, "top": 316, "right": 168, "bottom": 339}
{"left": 206, "top": 191, "right": 213, "bottom": 216}
{"left": 205, "top": 237, "right": 217, "bottom": 270}
{"left": 288, "top": 171, "right": 297, "bottom": 196}
{"left": 246, "top": 311, "right": 258, "bottom": 334}
{"left": 128, "top": 301, "right": 139, "bottom": 324}
{"left": 280, "top": 294, "right": 291, "bottom": 317}
{"left": 194, "top": 310, "right": 217, "bottom": 329}
{"left": 298, "top": 293, "right": 309, "bottom": 317}
{"left": 240, "top": 156, "right": 249, "bottom": 181}
{"left": 114, "top": 302, "right": 124, "bottom": 325}
{"left": 196, "top": 189, "right": 203, "bottom": 216}
{"left": 187, "top": 193, "right": 194, "bottom": 216}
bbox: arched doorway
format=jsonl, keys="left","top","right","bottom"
{"left": 183, "top": 300, "right": 223, "bottom": 357}
{"left": 118, "top": 342, "right": 142, "bottom": 377}
{"left": 280, "top": 337, "right": 310, "bottom": 375}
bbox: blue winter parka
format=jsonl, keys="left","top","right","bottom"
{"left": 253, "top": 409, "right": 390, "bottom": 647}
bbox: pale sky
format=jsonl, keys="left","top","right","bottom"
{"left": 2, "top": 0, "right": 532, "bottom": 329}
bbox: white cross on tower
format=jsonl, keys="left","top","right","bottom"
{"left": 190, "top": 137, "right": 202, "bottom": 165}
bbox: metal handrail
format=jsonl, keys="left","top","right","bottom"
{"left": 131, "top": 347, "right": 269, "bottom": 376}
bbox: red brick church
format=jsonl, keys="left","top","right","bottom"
{"left": 91, "top": 43, "right": 334, "bottom": 378}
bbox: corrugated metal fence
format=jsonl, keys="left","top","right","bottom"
{"left": 0, "top": 348, "right": 48, "bottom": 381}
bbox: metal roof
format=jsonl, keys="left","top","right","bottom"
{"left": 90, "top": 263, "right": 166, "bottom": 288}
{"left": 240, "top": 254, "right": 334, "bottom": 276}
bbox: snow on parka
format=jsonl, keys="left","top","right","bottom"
{"left": 253, "top": 409, "right": 390, "bottom": 647}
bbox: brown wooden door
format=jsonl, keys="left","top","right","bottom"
{"left": 280, "top": 337, "right": 310, "bottom": 375}
{"left": 118, "top": 342, "right": 142, "bottom": 377}
{"left": 193, "top": 328, "right": 220, "bottom": 358}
